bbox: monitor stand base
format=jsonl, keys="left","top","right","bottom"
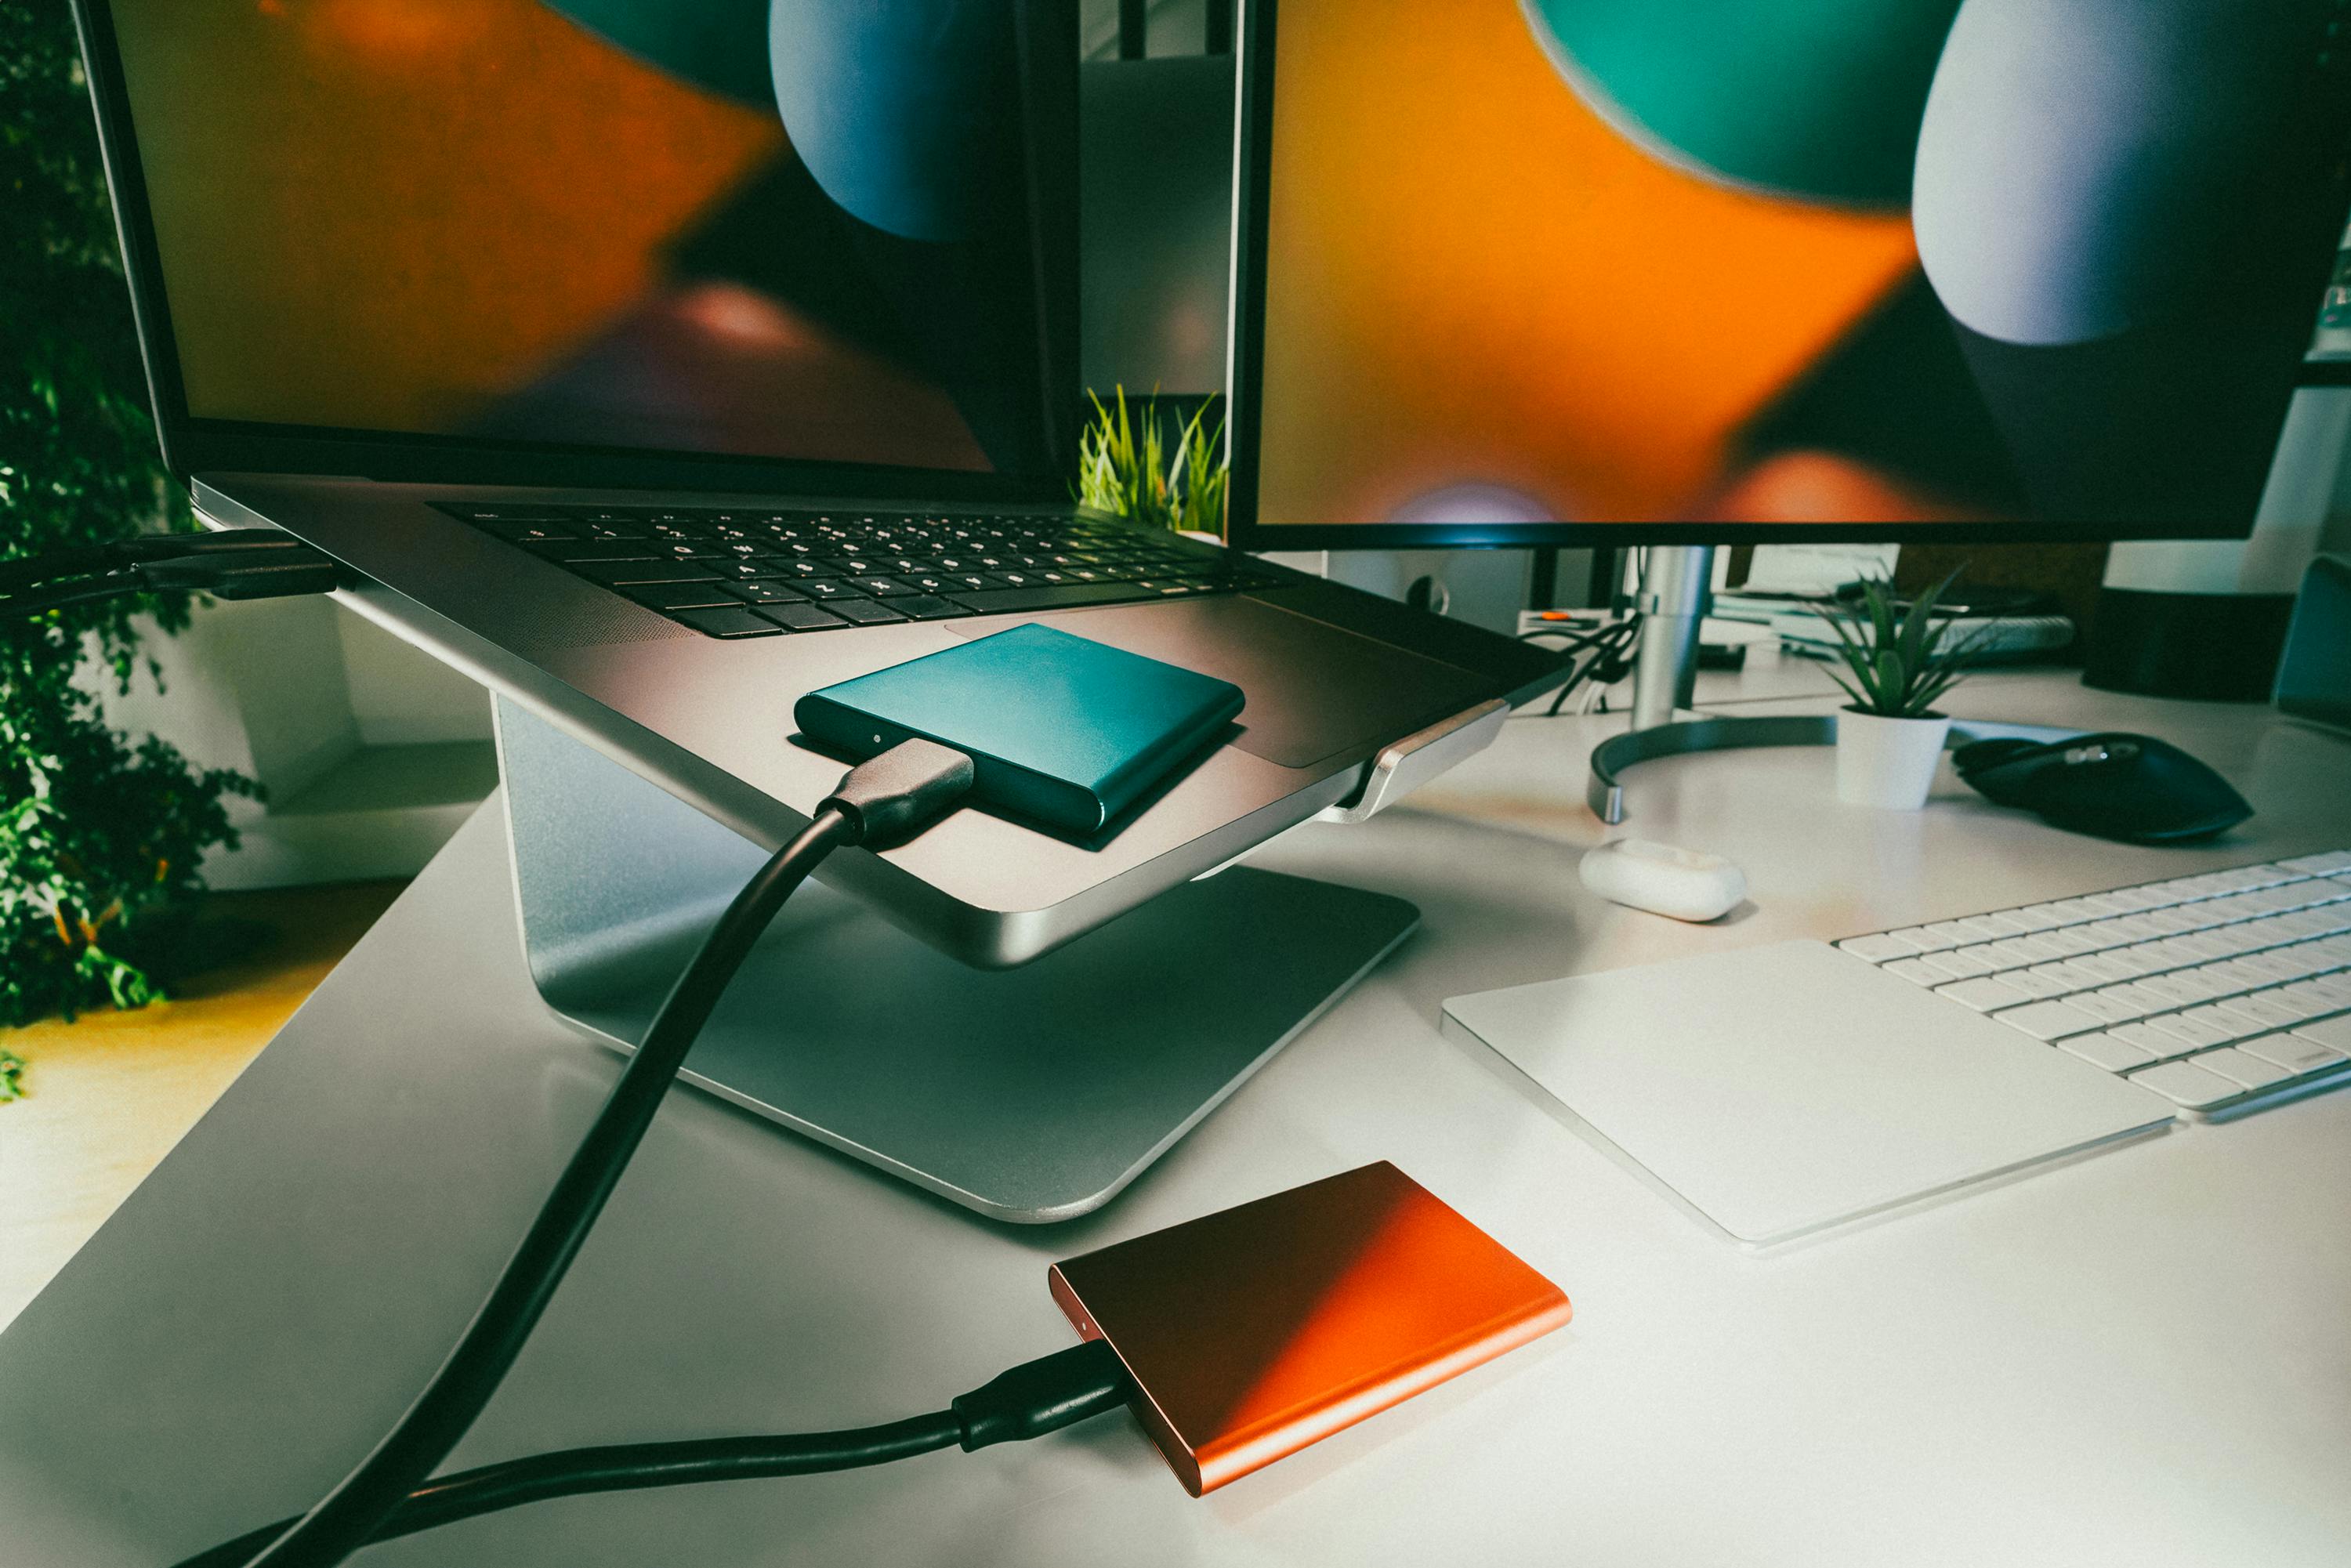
{"left": 497, "top": 698, "right": 1418, "bottom": 1223}
{"left": 1586, "top": 714, "right": 2086, "bottom": 824}
{"left": 1588, "top": 549, "right": 2081, "bottom": 823}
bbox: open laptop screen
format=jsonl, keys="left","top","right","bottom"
{"left": 93, "top": 0, "right": 1071, "bottom": 480}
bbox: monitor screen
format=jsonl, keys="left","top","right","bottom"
{"left": 1235, "top": 0, "right": 2351, "bottom": 543}
{"left": 97, "top": 0, "right": 1071, "bottom": 480}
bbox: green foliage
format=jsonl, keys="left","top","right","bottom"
{"left": 1810, "top": 571, "right": 1996, "bottom": 719}
{"left": 0, "top": 1048, "right": 22, "bottom": 1101}
{"left": 1, "top": 1, "right": 257, "bottom": 1040}
{"left": 1074, "top": 387, "right": 1230, "bottom": 538}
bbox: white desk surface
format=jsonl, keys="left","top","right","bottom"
{"left": 5, "top": 664, "right": 2349, "bottom": 1567}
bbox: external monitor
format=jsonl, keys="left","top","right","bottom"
{"left": 1227, "top": 0, "right": 2351, "bottom": 551}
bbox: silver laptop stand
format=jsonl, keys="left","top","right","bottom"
{"left": 494, "top": 697, "right": 1418, "bottom": 1222}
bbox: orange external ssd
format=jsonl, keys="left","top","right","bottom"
{"left": 1048, "top": 1161, "right": 1570, "bottom": 1496}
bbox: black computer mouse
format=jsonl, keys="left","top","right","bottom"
{"left": 1952, "top": 733, "right": 2252, "bottom": 844}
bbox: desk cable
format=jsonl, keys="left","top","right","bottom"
{"left": 1, "top": 541, "right": 1143, "bottom": 1563}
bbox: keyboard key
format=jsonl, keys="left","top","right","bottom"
{"left": 1935, "top": 976, "right": 2036, "bottom": 1012}
{"left": 2036, "top": 927, "right": 2104, "bottom": 957}
{"left": 2105, "top": 1022, "right": 2200, "bottom": 1063}
{"left": 2061, "top": 1030, "right": 2161, "bottom": 1073}
{"left": 2279, "top": 977, "right": 2351, "bottom": 1012}
{"left": 1998, "top": 1000, "right": 2107, "bottom": 1041}
{"left": 2024, "top": 961, "right": 2104, "bottom": 994}
{"left": 578, "top": 558, "right": 723, "bottom": 586}
{"left": 2126, "top": 1059, "right": 2243, "bottom": 1110}
{"left": 1881, "top": 958, "right": 1946, "bottom": 986}
{"left": 2288, "top": 1013, "right": 2351, "bottom": 1052}
{"left": 2242, "top": 1031, "right": 2351, "bottom": 1075}
{"left": 890, "top": 594, "right": 969, "bottom": 621}
{"left": 2134, "top": 972, "right": 2226, "bottom": 1008}
{"left": 2190, "top": 1048, "right": 2295, "bottom": 1091}
{"left": 2081, "top": 984, "right": 2170, "bottom": 1023}
{"left": 1838, "top": 935, "right": 1918, "bottom": 963}
{"left": 625, "top": 582, "right": 737, "bottom": 610}
{"left": 848, "top": 576, "right": 921, "bottom": 597}
{"left": 2190, "top": 959, "right": 2270, "bottom": 996}
{"left": 2141, "top": 1011, "right": 2237, "bottom": 1051}
{"left": 722, "top": 580, "right": 806, "bottom": 606}
{"left": 1884, "top": 926, "right": 1954, "bottom": 954}
{"left": 824, "top": 597, "right": 908, "bottom": 625}
{"left": 673, "top": 607, "right": 782, "bottom": 639}
{"left": 1981, "top": 935, "right": 2067, "bottom": 969}
{"left": 2244, "top": 985, "right": 2335, "bottom": 1023}
{"left": 2065, "top": 952, "right": 2138, "bottom": 984}
{"left": 2209, "top": 994, "right": 2306, "bottom": 1032}
{"left": 1920, "top": 947, "right": 2000, "bottom": 980}
{"left": 950, "top": 581, "right": 1146, "bottom": 614}
{"left": 753, "top": 603, "right": 846, "bottom": 632}
{"left": 2168, "top": 1005, "right": 2260, "bottom": 1046}
{"left": 2068, "top": 987, "right": 2153, "bottom": 1025}
{"left": 2280, "top": 850, "right": 2351, "bottom": 875}
{"left": 1993, "top": 967, "right": 2070, "bottom": 999}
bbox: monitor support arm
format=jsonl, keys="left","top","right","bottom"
{"left": 1588, "top": 546, "right": 2078, "bottom": 824}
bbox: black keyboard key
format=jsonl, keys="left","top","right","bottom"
{"left": 948, "top": 581, "right": 1145, "bottom": 615}
{"left": 529, "top": 539, "right": 658, "bottom": 563}
{"left": 722, "top": 580, "right": 806, "bottom": 605}
{"left": 476, "top": 520, "right": 579, "bottom": 543}
{"left": 825, "top": 597, "right": 908, "bottom": 626}
{"left": 755, "top": 602, "right": 849, "bottom": 632}
{"left": 627, "top": 582, "right": 739, "bottom": 611}
{"left": 675, "top": 607, "right": 784, "bottom": 639}
{"left": 890, "top": 594, "right": 968, "bottom": 621}
{"left": 438, "top": 503, "right": 574, "bottom": 524}
{"left": 848, "top": 576, "right": 920, "bottom": 597}
{"left": 795, "top": 578, "right": 864, "bottom": 601}
{"left": 578, "top": 558, "right": 726, "bottom": 586}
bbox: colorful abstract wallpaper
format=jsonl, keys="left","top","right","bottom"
{"left": 1254, "top": 0, "right": 2351, "bottom": 531}
{"left": 107, "top": 0, "right": 1060, "bottom": 476}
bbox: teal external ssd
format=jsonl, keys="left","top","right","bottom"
{"left": 793, "top": 624, "right": 1245, "bottom": 836}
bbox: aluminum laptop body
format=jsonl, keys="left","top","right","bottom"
{"left": 72, "top": 0, "right": 1563, "bottom": 965}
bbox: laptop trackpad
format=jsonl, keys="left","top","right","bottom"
{"left": 947, "top": 593, "right": 1488, "bottom": 770}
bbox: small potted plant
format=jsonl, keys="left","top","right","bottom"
{"left": 1074, "top": 387, "right": 1229, "bottom": 541}
{"left": 1813, "top": 573, "right": 1994, "bottom": 810}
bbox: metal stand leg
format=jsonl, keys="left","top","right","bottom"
{"left": 1628, "top": 545, "right": 1712, "bottom": 730}
{"left": 494, "top": 698, "right": 1418, "bottom": 1222}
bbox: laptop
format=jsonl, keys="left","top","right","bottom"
{"left": 72, "top": 0, "right": 1561, "bottom": 965}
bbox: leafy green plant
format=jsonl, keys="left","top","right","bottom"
{"left": 1074, "top": 387, "right": 1230, "bottom": 538}
{"left": 1, "top": 1, "right": 259, "bottom": 1048}
{"left": 1811, "top": 572, "right": 1996, "bottom": 719}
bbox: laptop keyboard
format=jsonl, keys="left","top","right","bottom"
{"left": 436, "top": 502, "right": 1281, "bottom": 639}
{"left": 1837, "top": 850, "right": 2351, "bottom": 1117}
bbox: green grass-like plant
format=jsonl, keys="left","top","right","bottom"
{"left": 1074, "top": 387, "right": 1229, "bottom": 538}
{"left": 1811, "top": 571, "right": 1997, "bottom": 719}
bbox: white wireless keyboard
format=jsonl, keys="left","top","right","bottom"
{"left": 1837, "top": 849, "right": 2351, "bottom": 1118}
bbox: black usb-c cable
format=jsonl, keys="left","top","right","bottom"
{"left": 3, "top": 538, "right": 1144, "bottom": 1565}
{"left": 3, "top": 529, "right": 346, "bottom": 617}
{"left": 187, "top": 739, "right": 1006, "bottom": 1568}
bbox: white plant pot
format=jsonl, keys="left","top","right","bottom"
{"left": 1835, "top": 708, "right": 1953, "bottom": 810}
